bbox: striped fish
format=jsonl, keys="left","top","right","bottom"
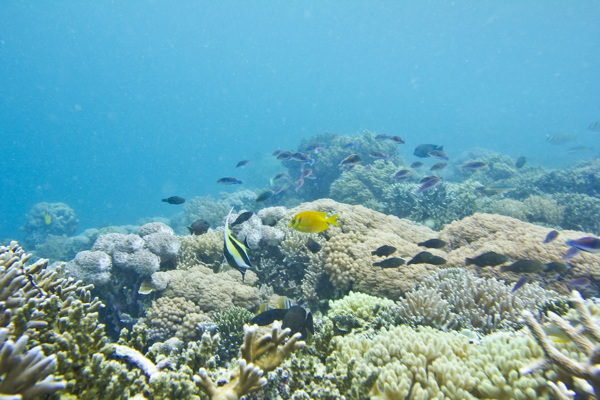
{"left": 223, "top": 207, "right": 253, "bottom": 281}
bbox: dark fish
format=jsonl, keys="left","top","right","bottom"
{"left": 460, "top": 161, "right": 488, "bottom": 170}
{"left": 430, "top": 162, "right": 447, "bottom": 172}
{"left": 414, "top": 144, "right": 443, "bottom": 158}
{"left": 255, "top": 190, "right": 274, "bottom": 203}
{"left": 373, "top": 257, "right": 405, "bottom": 268}
{"left": 162, "top": 196, "right": 185, "bottom": 205}
{"left": 543, "top": 230, "right": 559, "bottom": 244}
{"left": 236, "top": 160, "right": 251, "bottom": 168}
{"left": 515, "top": 156, "right": 526, "bottom": 169}
{"left": 369, "top": 151, "right": 387, "bottom": 159}
{"left": 501, "top": 259, "right": 546, "bottom": 273}
{"left": 371, "top": 245, "right": 396, "bottom": 257}
{"left": 565, "top": 237, "right": 600, "bottom": 253}
{"left": 416, "top": 176, "right": 441, "bottom": 194}
{"left": 375, "top": 134, "right": 390, "bottom": 140}
{"left": 223, "top": 207, "right": 254, "bottom": 281}
{"left": 512, "top": 276, "right": 529, "bottom": 292}
{"left": 569, "top": 277, "right": 592, "bottom": 288}
{"left": 392, "top": 169, "right": 411, "bottom": 180}
{"left": 588, "top": 121, "right": 600, "bottom": 132}
{"left": 339, "top": 154, "right": 362, "bottom": 171}
{"left": 217, "top": 177, "right": 244, "bottom": 185}
{"left": 407, "top": 251, "right": 446, "bottom": 265}
{"left": 410, "top": 161, "right": 424, "bottom": 168}
{"left": 188, "top": 219, "right": 210, "bottom": 235}
{"left": 465, "top": 251, "right": 509, "bottom": 267}
{"left": 427, "top": 150, "right": 449, "bottom": 160}
{"left": 306, "top": 238, "right": 322, "bottom": 253}
{"left": 231, "top": 211, "right": 253, "bottom": 227}
{"left": 390, "top": 136, "right": 405, "bottom": 144}
{"left": 277, "top": 151, "right": 293, "bottom": 160}
{"left": 418, "top": 239, "right": 447, "bottom": 249}
{"left": 250, "top": 305, "right": 314, "bottom": 340}
{"left": 544, "top": 261, "right": 569, "bottom": 273}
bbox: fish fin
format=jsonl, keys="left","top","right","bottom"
{"left": 244, "top": 236, "right": 252, "bottom": 250}
{"left": 326, "top": 213, "right": 339, "bottom": 227}
{"left": 187, "top": 227, "right": 194, "bottom": 235}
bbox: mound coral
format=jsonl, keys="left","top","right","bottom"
{"left": 22, "top": 202, "right": 79, "bottom": 248}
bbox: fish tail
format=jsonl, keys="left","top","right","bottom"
{"left": 326, "top": 213, "right": 339, "bottom": 227}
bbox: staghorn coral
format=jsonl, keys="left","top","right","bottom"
{"left": 521, "top": 290, "right": 600, "bottom": 399}
{"left": 441, "top": 212, "right": 600, "bottom": 295}
{"left": 395, "top": 268, "right": 559, "bottom": 334}
{"left": 194, "top": 321, "right": 305, "bottom": 400}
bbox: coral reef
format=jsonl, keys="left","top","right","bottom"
{"left": 21, "top": 202, "right": 79, "bottom": 249}
{"left": 142, "top": 297, "right": 211, "bottom": 343}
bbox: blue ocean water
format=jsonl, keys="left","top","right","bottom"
{"left": 1, "top": 1, "right": 598, "bottom": 240}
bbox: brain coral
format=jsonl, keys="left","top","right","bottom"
{"left": 440, "top": 213, "right": 600, "bottom": 295}
{"left": 143, "top": 296, "right": 211, "bottom": 342}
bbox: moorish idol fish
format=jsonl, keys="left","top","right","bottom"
{"left": 223, "top": 207, "right": 254, "bottom": 281}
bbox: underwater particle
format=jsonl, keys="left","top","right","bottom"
{"left": 546, "top": 134, "right": 577, "bottom": 145}
{"left": 188, "top": 219, "right": 210, "bottom": 235}
{"left": 417, "top": 239, "right": 446, "bottom": 249}
{"left": 255, "top": 190, "right": 274, "bottom": 203}
{"left": 392, "top": 169, "right": 411, "bottom": 180}
{"left": 407, "top": 251, "right": 446, "bottom": 265}
{"left": 515, "top": 156, "right": 527, "bottom": 168}
{"left": 430, "top": 162, "right": 447, "bottom": 171}
{"left": 236, "top": 159, "right": 251, "bottom": 168}
{"left": 289, "top": 211, "right": 338, "bottom": 233}
{"left": 544, "top": 261, "right": 569, "bottom": 273}
{"left": 465, "top": 251, "right": 510, "bottom": 267}
{"left": 223, "top": 207, "right": 253, "bottom": 281}
{"left": 414, "top": 144, "right": 443, "bottom": 158}
{"left": 371, "top": 245, "right": 396, "bottom": 257}
{"left": 588, "top": 120, "right": 600, "bottom": 132}
{"left": 501, "top": 259, "right": 546, "bottom": 273}
{"left": 217, "top": 176, "right": 244, "bottom": 185}
{"left": 390, "top": 135, "right": 405, "bottom": 144}
{"left": 162, "top": 196, "right": 185, "bottom": 204}
{"left": 568, "top": 276, "right": 591, "bottom": 288}
{"left": 231, "top": 211, "right": 253, "bottom": 227}
{"left": 410, "top": 161, "right": 424, "bottom": 168}
{"left": 460, "top": 161, "right": 488, "bottom": 170}
{"left": 565, "top": 237, "right": 600, "bottom": 253}
{"left": 512, "top": 276, "right": 529, "bottom": 292}
{"left": 306, "top": 238, "right": 322, "bottom": 253}
{"left": 339, "top": 154, "right": 362, "bottom": 171}
{"left": 543, "top": 230, "right": 560, "bottom": 244}
{"left": 373, "top": 257, "right": 405, "bottom": 268}
{"left": 428, "top": 149, "right": 449, "bottom": 160}
{"left": 250, "top": 305, "right": 314, "bottom": 340}
{"left": 415, "top": 176, "right": 441, "bottom": 194}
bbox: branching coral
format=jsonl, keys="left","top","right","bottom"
{"left": 194, "top": 322, "right": 305, "bottom": 400}
{"left": 522, "top": 290, "right": 600, "bottom": 399}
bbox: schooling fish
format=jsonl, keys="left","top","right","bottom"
{"left": 544, "top": 261, "right": 569, "bottom": 273}
{"left": 501, "top": 259, "right": 545, "bottom": 273}
{"left": 295, "top": 178, "right": 305, "bottom": 193}
{"left": 430, "top": 162, "right": 447, "bottom": 172}
{"left": 217, "top": 177, "right": 244, "bottom": 185}
{"left": 276, "top": 151, "right": 293, "bottom": 161}
{"left": 339, "top": 154, "right": 362, "bottom": 171}
{"left": 417, "top": 239, "right": 446, "bottom": 249}
{"left": 371, "top": 245, "right": 396, "bottom": 257}
{"left": 543, "top": 230, "right": 560, "bottom": 244}
{"left": 428, "top": 150, "right": 449, "bottom": 160}
{"left": 390, "top": 136, "right": 405, "bottom": 144}
{"left": 188, "top": 219, "right": 210, "bottom": 235}
{"left": 251, "top": 305, "right": 314, "bottom": 340}
{"left": 392, "top": 169, "right": 411, "bottom": 181}
{"left": 223, "top": 207, "right": 254, "bottom": 281}
{"left": 565, "top": 237, "right": 600, "bottom": 253}
{"left": 375, "top": 134, "right": 390, "bottom": 140}
{"left": 416, "top": 176, "right": 441, "bottom": 194}
{"left": 373, "top": 257, "right": 405, "bottom": 268}
{"left": 369, "top": 151, "right": 387, "bottom": 159}
{"left": 300, "top": 168, "right": 316, "bottom": 179}
{"left": 465, "top": 251, "right": 509, "bottom": 267}
{"left": 255, "top": 190, "right": 274, "bottom": 203}
{"left": 407, "top": 251, "right": 446, "bottom": 265}
{"left": 512, "top": 276, "right": 529, "bottom": 293}
{"left": 414, "top": 144, "right": 443, "bottom": 158}
{"left": 231, "top": 211, "right": 253, "bottom": 227}
{"left": 289, "top": 211, "right": 338, "bottom": 233}
{"left": 410, "top": 161, "right": 424, "bottom": 168}
{"left": 460, "top": 161, "right": 488, "bottom": 170}
{"left": 236, "top": 160, "right": 251, "bottom": 168}
{"left": 162, "top": 196, "right": 186, "bottom": 205}
{"left": 515, "top": 156, "right": 527, "bottom": 169}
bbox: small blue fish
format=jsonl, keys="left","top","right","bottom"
{"left": 392, "top": 169, "right": 411, "bottom": 180}
{"left": 565, "top": 237, "right": 600, "bottom": 253}
{"left": 543, "top": 230, "right": 559, "bottom": 244}
{"left": 236, "top": 160, "right": 251, "bottom": 168}
{"left": 416, "top": 176, "right": 441, "bottom": 194}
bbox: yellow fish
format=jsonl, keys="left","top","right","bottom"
{"left": 289, "top": 211, "right": 338, "bottom": 233}
{"left": 44, "top": 210, "right": 51, "bottom": 225}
